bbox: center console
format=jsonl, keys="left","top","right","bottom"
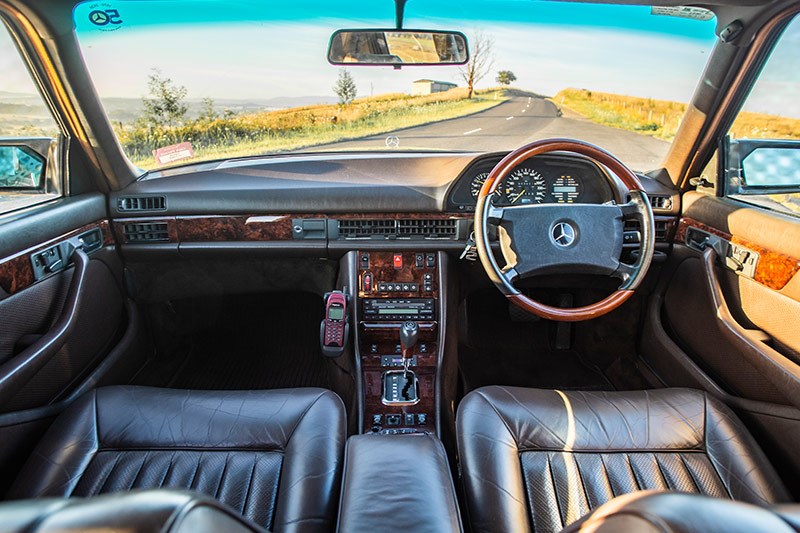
{"left": 355, "top": 251, "right": 443, "bottom": 434}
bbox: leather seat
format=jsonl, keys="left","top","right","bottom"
{"left": 7, "top": 386, "right": 346, "bottom": 532}
{"left": 456, "top": 386, "right": 790, "bottom": 533}
{"left": 562, "top": 490, "right": 800, "bottom": 533}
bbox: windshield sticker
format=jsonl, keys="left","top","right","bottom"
{"left": 153, "top": 142, "right": 194, "bottom": 165}
{"left": 85, "top": 3, "right": 124, "bottom": 31}
{"left": 651, "top": 7, "right": 714, "bottom": 22}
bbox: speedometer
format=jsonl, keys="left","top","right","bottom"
{"left": 551, "top": 175, "right": 581, "bottom": 203}
{"left": 503, "top": 168, "right": 547, "bottom": 204}
{"left": 470, "top": 172, "right": 490, "bottom": 198}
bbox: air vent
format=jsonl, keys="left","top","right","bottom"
{"left": 338, "top": 219, "right": 397, "bottom": 238}
{"left": 337, "top": 218, "right": 459, "bottom": 240}
{"left": 123, "top": 222, "right": 170, "bottom": 243}
{"left": 397, "top": 219, "right": 457, "bottom": 238}
{"left": 624, "top": 220, "right": 669, "bottom": 242}
{"left": 117, "top": 196, "right": 166, "bottom": 212}
{"left": 649, "top": 195, "right": 673, "bottom": 211}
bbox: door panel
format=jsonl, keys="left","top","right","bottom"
{"left": 0, "top": 193, "right": 126, "bottom": 411}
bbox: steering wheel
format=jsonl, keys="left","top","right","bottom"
{"left": 474, "top": 139, "right": 655, "bottom": 322}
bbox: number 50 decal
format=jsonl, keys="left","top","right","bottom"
{"left": 88, "top": 9, "right": 123, "bottom": 26}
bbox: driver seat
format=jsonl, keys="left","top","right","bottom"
{"left": 456, "top": 386, "right": 789, "bottom": 532}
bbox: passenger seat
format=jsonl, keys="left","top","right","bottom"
{"left": 6, "top": 386, "right": 346, "bottom": 532}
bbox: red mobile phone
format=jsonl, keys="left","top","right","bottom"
{"left": 323, "top": 292, "right": 347, "bottom": 347}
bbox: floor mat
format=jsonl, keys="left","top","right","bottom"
{"left": 133, "top": 292, "right": 330, "bottom": 390}
{"left": 459, "top": 290, "right": 613, "bottom": 393}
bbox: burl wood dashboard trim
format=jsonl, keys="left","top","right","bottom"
{"left": 675, "top": 217, "right": 800, "bottom": 291}
{"left": 0, "top": 220, "right": 113, "bottom": 295}
{"left": 113, "top": 213, "right": 472, "bottom": 244}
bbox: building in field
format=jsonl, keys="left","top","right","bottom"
{"left": 411, "top": 79, "right": 458, "bottom": 96}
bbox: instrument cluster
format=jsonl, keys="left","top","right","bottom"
{"left": 448, "top": 154, "right": 615, "bottom": 211}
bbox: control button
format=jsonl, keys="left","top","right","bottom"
{"left": 360, "top": 253, "right": 370, "bottom": 269}
{"left": 419, "top": 343, "right": 428, "bottom": 353}
{"left": 372, "top": 414, "right": 383, "bottom": 425}
{"left": 405, "top": 413, "right": 415, "bottom": 426}
{"left": 394, "top": 344, "right": 402, "bottom": 353}
{"left": 410, "top": 283, "right": 418, "bottom": 291}
{"left": 426, "top": 253, "right": 436, "bottom": 267}
{"left": 423, "top": 284, "right": 433, "bottom": 292}
{"left": 623, "top": 231, "right": 641, "bottom": 244}
{"left": 401, "top": 283, "right": 411, "bottom": 291}
{"left": 393, "top": 254, "right": 403, "bottom": 269}
{"left": 423, "top": 273, "right": 433, "bottom": 282}
{"left": 417, "top": 413, "right": 427, "bottom": 425}
{"left": 415, "top": 253, "right": 424, "bottom": 268}
{"left": 363, "top": 272, "right": 373, "bottom": 292}
{"left": 370, "top": 344, "right": 378, "bottom": 353}
{"left": 386, "top": 414, "right": 401, "bottom": 426}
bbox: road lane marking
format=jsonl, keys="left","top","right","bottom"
{"left": 463, "top": 128, "right": 482, "bottom": 135}
{"left": 506, "top": 116, "right": 514, "bottom": 120}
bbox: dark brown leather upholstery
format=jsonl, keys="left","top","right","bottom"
{"left": 337, "top": 433, "right": 463, "bottom": 532}
{"left": 456, "top": 387, "right": 789, "bottom": 533}
{"left": 563, "top": 491, "right": 800, "bottom": 533}
{"left": 0, "top": 490, "right": 267, "bottom": 533}
{"left": 8, "top": 386, "right": 346, "bottom": 532}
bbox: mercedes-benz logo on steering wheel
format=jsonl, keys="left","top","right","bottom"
{"left": 550, "top": 221, "right": 577, "bottom": 248}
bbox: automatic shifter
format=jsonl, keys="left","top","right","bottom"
{"left": 381, "top": 321, "right": 420, "bottom": 405}
{"left": 399, "top": 321, "right": 419, "bottom": 377}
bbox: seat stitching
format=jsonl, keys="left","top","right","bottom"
{"left": 547, "top": 452, "right": 565, "bottom": 530}
{"left": 213, "top": 452, "right": 231, "bottom": 499}
{"left": 127, "top": 450, "right": 149, "bottom": 490}
{"left": 240, "top": 454, "right": 259, "bottom": 516}
{"left": 677, "top": 454, "right": 701, "bottom": 494}
{"left": 95, "top": 453, "right": 123, "bottom": 495}
{"left": 187, "top": 453, "right": 201, "bottom": 491}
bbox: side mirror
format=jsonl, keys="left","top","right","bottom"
{"left": 722, "top": 136, "right": 800, "bottom": 195}
{"left": 0, "top": 139, "right": 50, "bottom": 189}
{"left": 328, "top": 29, "right": 468, "bottom": 66}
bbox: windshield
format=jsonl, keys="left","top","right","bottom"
{"left": 71, "top": 0, "right": 717, "bottom": 172}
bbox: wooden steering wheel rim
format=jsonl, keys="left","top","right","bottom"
{"left": 474, "top": 138, "right": 653, "bottom": 322}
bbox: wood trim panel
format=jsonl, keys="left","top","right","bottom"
{"left": 113, "top": 213, "right": 472, "bottom": 244}
{"left": 0, "top": 220, "right": 112, "bottom": 295}
{"left": 675, "top": 217, "right": 800, "bottom": 291}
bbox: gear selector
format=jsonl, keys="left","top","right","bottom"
{"left": 382, "top": 321, "right": 420, "bottom": 405}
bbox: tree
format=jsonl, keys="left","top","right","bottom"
{"left": 199, "top": 97, "right": 217, "bottom": 122}
{"left": 459, "top": 33, "right": 494, "bottom": 98}
{"left": 496, "top": 70, "right": 517, "bottom": 86}
{"left": 333, "top": 69, "right": 357, "bottom": 105}
{"left": 141, "top": 68, "right": 188, "bottom": 127}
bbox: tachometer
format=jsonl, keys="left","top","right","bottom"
{"left": 503, "top": 168, "right": 547, "bottom": 204}
{"left": 551, "top": 175, "right": 581, "bottom": 203}
{"left": 470, "top": 172, "right": 490, "bottom": 198}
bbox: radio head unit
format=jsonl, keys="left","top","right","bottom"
{"left": 362, "top": 299, "right": 435, "bottom": 321}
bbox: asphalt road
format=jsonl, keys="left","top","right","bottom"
{"left": 314, "top": 94, "right": 670, "bottom": 172}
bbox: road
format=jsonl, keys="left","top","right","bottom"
{"left": 314, "top": 94, "right": 669, "bottom": 172}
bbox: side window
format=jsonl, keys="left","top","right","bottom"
{"left": 722, "top": 14, "right": 800, "bottom": 216}
{"left": 0, "top": 18, "right": 63, "bottom": 213}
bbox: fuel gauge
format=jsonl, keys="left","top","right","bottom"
{"left": 551, "top": 175, "right": 581, "bottom": 203}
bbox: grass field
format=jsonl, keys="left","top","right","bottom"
{"left": 553, "top": 88, "right": 800, "bottom": 142}
{"left": 118, "top": 88, "right": 506, "bottom": 168}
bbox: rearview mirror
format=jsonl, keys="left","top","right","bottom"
{"left": 328, "top": 29, "right": 468, "bottom": 66}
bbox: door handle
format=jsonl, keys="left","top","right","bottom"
{"left": 0, "top": 248, "right": 90, "bottom": 407}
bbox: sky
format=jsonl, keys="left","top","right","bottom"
{"left": 67, "top": 0, "right": 720, "bottom": 103}
{"left": 0, "top": 0, "right": 797, "bottom": 118}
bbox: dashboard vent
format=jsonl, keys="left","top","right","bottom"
{"left": 624, "top": 219, "right": 670, "bottom": 242}
{"left": 649, "top": 195, "right": 673, "bottom": 211}
{"left": 117, "top": 196, "right": 166, "bottom": 212}
{"left": 123, "top": 222, "right": 170, "bottom": 243}
{"left": 338, "top": 218, "right": 459, "bottom": 240}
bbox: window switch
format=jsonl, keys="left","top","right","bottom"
{"left": 404, "top": 413, "right": 415, "bottom": 426}
{"left": 386, "top": 414, "right": 401, "bottom": 426}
